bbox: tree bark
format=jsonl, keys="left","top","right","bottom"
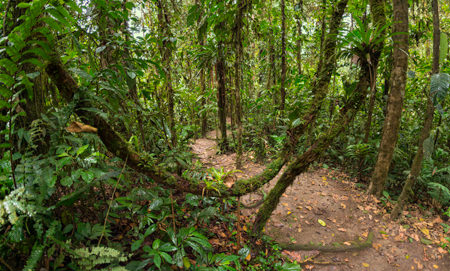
{"left": 390, "top": 0, "right": 439, "bottom": 219}
{"left": 368, "top": 0, "right": 407, "bottom": 197}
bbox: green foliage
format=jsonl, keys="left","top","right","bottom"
{"left": 72, "top": 246, "right": 129, "bottom": 270}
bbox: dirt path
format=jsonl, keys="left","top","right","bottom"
{"left": 190, "top": 134, "right": 450, "bottom": 271}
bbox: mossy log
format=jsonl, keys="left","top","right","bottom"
{"left": 280, "top": 231, "right": 374, "bottom": 252}
{"left": 45, "top": 58, "right": 285, "bottom": 197}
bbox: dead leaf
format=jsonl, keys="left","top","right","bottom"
{"left": 66, "top": 121, "right": 98, "bottom": 133}
{"left": 343, "top": 241, "right": 351, "bottom": 246}
{"left": 337, "top": 228, "right": 347, "bottom": 232}
{"left": 362, "top": 262, "right": 369, "bottom": 267}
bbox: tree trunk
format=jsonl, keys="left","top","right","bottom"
{"left": 253, "top": 60, "right": 372, "bottom": 235}
{"left": 46, "top": 57, "right": 286, "bottom": 197}
{"left": 285, "top": 0, "right": 348, "bottom": 153}
{"left": 390, "top": 0, "right": 439, "bottom": 219}
{"left": 156, "top": 0, "right": 177, "bottom": 147}
{"left": 234, "top": 0, "right": 247, "bottom": 168}
{"left": 216, "top": 39, "right": 229, "bottom": 152}
{"left": 279, "top": 0, "right": 287, "bottom": 112}
{"left": 368, "top": 0, "right": 408, "bottom": 197}
{"left": 295, "top": 0, "right": 303, "bottom": 75}
{"left": 253, "top": 0, "right": 356, "bottom": 235}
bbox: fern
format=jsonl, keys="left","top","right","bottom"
{"left": 430, "top": 73, "right": 450, "bottom": 114}
{"left": 428, "top": 182, "right": 450, "bottom": 205}
{"left": 22, "top": 243, "right": 44, "bottom": 271}
{"left": 72, "top": 246, "right": 129, "bottom": 270}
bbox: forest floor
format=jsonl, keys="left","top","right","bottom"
{"left": 190, "top": 130, "right": 450, "bottom": 271}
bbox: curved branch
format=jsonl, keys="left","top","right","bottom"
{"left": 45, "top": 58, "right": 285, "bottom": 197}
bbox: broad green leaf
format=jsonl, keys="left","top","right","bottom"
{"left": 60, "top": 176, "right": 73, "bottom": 187}
{"left": 76, "top": 144, "right": 89, "bottom": 156}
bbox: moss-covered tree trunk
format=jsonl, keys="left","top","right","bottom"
{"left": 46, "top": 57, "right": 287, "bottom": 197}
{"left": 285, "top": 0, "right": 348, "bottom": 153}
{"left": 233, "top": 0, "right": 247, "bottom": 168}
{"left": 156, "top": 0, "right": 177, "bottom": 148}
{"left": 368, "top": 0, "right": 407, "bottom": 197}
{"left": 390, "top": 0, "right": 438, "bottom": 219}
{"left": 253, "top": 62, "right": 371, "bottom": 235}
{"left": 253, "top": 0, "right": 387, "bottom": 235}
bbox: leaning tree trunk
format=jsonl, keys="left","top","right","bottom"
{"left": 368, "top": 0, "right": 407, "bottom": 197}
{"left": 46, "top": 56, "right": 287, "bottom": 198}
{"left": 252, "top": 0, "right": 357, "bottom": 235}
{"left": 279, "top": 0, "right": 287, "bottom": 112}
{"left": 285, "top": 0, "right": 347, "bottom": 154}
{"left": 390, "top": 0, "right": 439, "bottom": 219}
{"left": 253, "top": 59, "right": 372, "bottom": 235}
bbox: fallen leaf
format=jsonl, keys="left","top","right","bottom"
{"left": 340, "top": 203, "right": 346, "bottom": 209}
{"left": 318, "top": 219, "right": 326, "bottom": 227}
{"left": 337, "top": 228, "right": 347, "bottom": 232}
{"left": 433, "top": 264, "right": 439, "bottom": 269}
{"left": 420, "top": 228, "right": 430, "bottom": 237}
{"left": 245, "top": 253, "right": 251, "bottom": 261}
{"left": 362, "top": 262, "right": 369, "bottom": 267}
{"left": 66, "top": 121, "right": 98, "bottom": 133}
{"left": 343, "top": 241, "right": 351, "bottom": 246}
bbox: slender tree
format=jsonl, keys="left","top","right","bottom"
{"left": 368, "top": 0, "right": 408, "bottom": 197}
{"left": 390, "top": 0, "right": 439, "bottom": 219}
{"left": 279, "top": 0, "right": 287, "bottom": 111}
{"left": 156, "top": 0, "right": 177, "bottom": 147}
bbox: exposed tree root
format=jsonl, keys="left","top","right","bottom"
{"left": 279, "top": 231, "right": 374, "bottom": 252}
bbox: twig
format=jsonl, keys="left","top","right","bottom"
{"left": 170, "top": 191, "right": 176, "bottom": 234}
{"left": 9, "top": 89, "right": 17, "bottom": 189}
{"left": 2, "top": 0, "right": 11, "bottom": 36}
{"left": 0, "top": 257, "right": 13, "bottom": 271}
{"left": 98, "top": 156, "right": 128, "bottom": 246}
{"left": 236, "top": 196, "right": 241, "bottom": 250}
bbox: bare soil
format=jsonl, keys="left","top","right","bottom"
{"left": 190, "top": 133, "right": 450, "bottom": 271}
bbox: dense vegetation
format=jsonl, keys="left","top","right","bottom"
{"left": 0, "top": 0, "right": 449, "bottom": 270}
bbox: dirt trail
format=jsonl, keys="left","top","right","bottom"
{"left": 190, "top": 133, "right": 450, "bottom": 271}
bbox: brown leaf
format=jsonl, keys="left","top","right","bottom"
{"left": 66, "top": 121, "right": 98, "bottom": 133}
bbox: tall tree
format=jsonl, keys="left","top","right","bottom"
{"left": 368, "top": 0, "right": 408, "bottom": 197}
{"left": 390, "top": 0, "right": 439, "bottom": 219}
{"left": 216, "top": 18, "right": 229, "bottom": 152}
{"left": 233, "top": 0, "right": 248, "bottom": 168}
{"left": 156, "top": 0, "right": 177, "bottom": 147}
{"left": 295, "top": 0, "right": 303, "bottom": 75}
{"left": 279, "top": 0, "right": 287, "bottom": 111}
